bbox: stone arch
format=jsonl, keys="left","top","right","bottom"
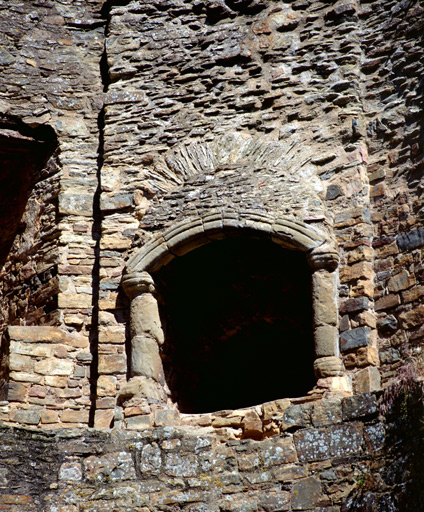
{"left": 121, "top": 209, "right": 347, "bottom": 414}
{"left": 144, "top": 131, "right": 323, "bottom": 196}
{"left": 125, "top": 210, "right": 336, "bottom": 275}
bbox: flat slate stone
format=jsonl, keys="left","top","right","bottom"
{"left": 292, "top": 476, "right": 322, "bottom": 510}
{"left": 340, "top": 326, "right": 371, "bottom": 352}
{"left": 397, "top": 228, "right": 424, "bottom": 251}
{"left": 339, "top": 297, "right": 371, "bottom": 314}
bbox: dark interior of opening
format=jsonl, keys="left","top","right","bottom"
{"left": 155, "top": 236, "right": 315, "bottom": 414}
{"left": 0, "top": 117, "right": 57, "bottom": 268}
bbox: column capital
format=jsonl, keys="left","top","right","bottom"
{"left": 122, "top": 271, "right": 155, "bottom": 300}
{"left": 307, "top": 242, "right": 339, "bottom": 271}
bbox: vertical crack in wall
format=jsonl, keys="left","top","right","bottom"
{"left": 89, "top": 1, "right": 111, "bottom": 427}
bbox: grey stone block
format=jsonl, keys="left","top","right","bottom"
{"left": 397, "top": 228, "right": 424, "bottom": 251}
{"left": 339, "top": 297, "right": 371, "bottom": 314}
{"left": 340, "top": 327, "right": 371, "bottom": 352}
{"left": 342, "top": 393, "right": 378, "bottom": 420}
{"left": 292, "top": 476, "right": 322, "bottom": 510}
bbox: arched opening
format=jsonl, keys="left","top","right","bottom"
{"left": 154, "top": 236, "right": 315, "bottom": 414}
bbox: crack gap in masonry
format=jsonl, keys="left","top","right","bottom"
{"left": 88, "top": 2, "right": 111, "bottom": 428}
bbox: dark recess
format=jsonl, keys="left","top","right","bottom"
{"left": 0, "top": 116, "right": 57, "bottom": 269}
{"left": 155, "top": 237, "right": 315, "bottom": 414}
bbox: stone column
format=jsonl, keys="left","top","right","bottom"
{"left": 307, "top": 243, "right": 347, "bottom": 388}
{"left": 122, "top": 271, "right": 166, "bottom": 395}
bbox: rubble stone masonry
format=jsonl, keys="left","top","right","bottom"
{"left": 0, "top": 0, "right": 423, "bottom": 509}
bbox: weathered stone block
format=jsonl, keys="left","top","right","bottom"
{"left": 10, "top": 341, "right": 53, "bottom": 358}
{"left": 294, "top": 422, "right": 363, "bottom": 461}
{"left": 262, "top": 438, "right": 297, "bottom": 467}
{"left": 292, "top": 476, "right": 322, "bottom": 510}
{"left": 9, "top": 354, "right": 33, "bottom": 372}
{"left": 274, "top": 464, "right": 308, "bottom": 482}
{"left": 262, "top": 399, "right": 290, "bottom": 422}
{"left": 0, "top": 494, "right": 33, "bottom": 506}
{"left": 100, "top": 193, "right": 133, "bottom": 212}
{"left": 347, "top": 245, "right": 373, "bottom": 264}
{"left": 94, "top": 409, "right": 115, "bottom": 429}
{"left": 340, "top": 327, "right": 371, "bottom": 352}
{"left": 9, "top": 408, "right": 40, "bottom": 425}
{"left": 398, "top": 305, "right": 424, "bottom": 329}
{"left": 315, "top": 325, "right": 338, "bottom": 357}
{"left": 61, "top": 409, "right": 89, "bottom": 424}
{"left": 96, "top": 397, "right": 116, "bottom": 409}
{"left": 238, "top": 451, "right": 261, "bottom": 472}
{"left": 312, "top": 270, "right": 338, "bottom": 326}
{"left": 9, "top": 371, "right": 42, "bottom": 384}
{"left": 340, "top": 261, "right": 373, "bottom": 283}
{"left": 375, "top": 293, "right": 400, "bottom": 311}
{"left": 259, "top": 491, "right": 290, "bottom": 511}
{"left": 58, "top": 292, "right": 92, "bottom": 308}
{"left": 97, "top": 375, "right": 117, "bottom": 397}
{"left": 357, "top": 346, "right": 379, "bottom": 367}
{"left": 98, "top": 353, "right": 127, "bottom": 375}
{"left": 388, "top": 270, "right": 415, "bottom": 292}
{"left": 397, "top": 228, "right": 424, "bottom": 251}
{"left": 130, "top": 293, "right": 164, "bottom": 343}
{"left": 44, "top": 376, "right": 67, "bottom": 388}
{"left": 154, "top": 409, "right": 180, "bottom": 427}
{"left": 34, "top": 358, "right": 74, "bottom": 376}
{"left": 131, "top": 335, "right": 163, "bottom": 380}
{"left": 314, "top": 356, "right": 345, "bottom": 378}
{"left": 311, "top": 399, "right": 342, "bottom": 427}
{"left": 402, "top": 284, "right": 424, "bottom": 303}
{"left": 342, "top": 393, "right": 377, "bottom": 420}
{"left": 7, "top": 382, "right": 28, "bottom": 402}
{"left": 283, "top": 403, "right": 312, "bottom": 430}
{"left": 58, "top": 192, "right": 93, "bottom": 216}
{"left": 364, "top": 422, "right": 385, "bottom": 452}
{"left": 354, "top": 367, "right": 381, "bottom": 393}
{"left": 84, "top": 452, "right": 136, "bottom": 482}
{"left": 339, "top": 296, "right": 371, "bottom": 314}
{"left": 59, "top": 462, "right": 82, "bottom": 482}
{"left": 126, "top": 414, "right": 152, "bottom": 430}
{"left": 351, "top": 278, "right": 375, "bottom": 299}
{"left": 98, "top": 329, "right": 126, "bottom": 344}
{"left": 118, "top": 376, "right": 164, "bottom": 401}
{"left": 165, "top": 453, "right": 199, "bottom": 477}
{"left": 40, "top": 409, "right": 59, "bottom": 424}
{"left": 242, "top": 410, "right": 263, "bottom": 439}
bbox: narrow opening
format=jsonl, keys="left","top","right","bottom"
{"left": 155, "top": 237, "right": 315, "bottom": 414}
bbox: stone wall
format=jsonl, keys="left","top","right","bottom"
{"left": 0, "top": 391, "right": 423, "bottom": 511}
{"left": 0, "top": 0, "right": 421, "bottom": 421}
{"left": 93, "top": 0, "right": 424, "bottom": 426}
{"left": 0, "top": 0, "right": 424, "bottom": 509}
{"left": 0, "top": 119, "right": 59, "bottom": 342}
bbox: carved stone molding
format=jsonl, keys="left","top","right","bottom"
{"left": 126, "top": 210, "right": 333, "bottom": 274}
{"left": 122, "top": 271, "right": 156, "bottom": 300}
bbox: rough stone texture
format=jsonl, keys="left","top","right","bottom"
{"left": 0, "top": 392, "right": 422, "bottom": 511}
{"left": 1, "top": 0, "right": 422, "bottom": 420}
{"left": 0, "top": 0, "right": 424, "bottom": 508}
